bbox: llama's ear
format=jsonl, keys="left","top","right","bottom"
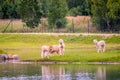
{"left": 59, "top": 39, "right": 64, "bottom": 43}
{"left": 93, "top": 39, "right": 98, "bottom": 44}
{"left": 93, "top": 39, "right": 97, "bottom": 41}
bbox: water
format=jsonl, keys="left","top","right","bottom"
{"left": 0, "top": 62, "right": 120, "bottom": 80}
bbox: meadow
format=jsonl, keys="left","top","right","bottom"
{"left": 0, "top": 33, "right": 120, "bottom": 62}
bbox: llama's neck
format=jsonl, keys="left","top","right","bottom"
{"left": 59, "top": 43, "right": 64, "bottom": 48}
{"left": 95, "top": 43, "right": 99, "bottom": 48}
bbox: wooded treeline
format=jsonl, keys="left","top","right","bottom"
{"left": 0, "top": 0, "right": 120, "bottom": 32}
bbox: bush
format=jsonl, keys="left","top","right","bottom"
{"left": 56, "top": 18, "right": 67, "bottom": 28}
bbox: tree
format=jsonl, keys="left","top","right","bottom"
{"left": 67, "top": 0, "right": 90, "bottom": 16}
{"left": 0, "top": 0, "right": 20, "bottom": 19}
{"left": 107, "top": 0, "right": 120, "bottom": 19}
{"left": 91, "top": 0, "right": 108, "bottom": 31}
{"left": 85, "top": 0, "right": 92, "bottom": 15}
{"left": 19, "top": 0, "right": 42, "bottom": 28}
{"left": 40, "top": 0, "right": 49, "bottom": 17}
{"left": 47, "top": 0, "right": 68, "bottom": 28}
{"left": 91, "top": 0, "right": 120, "bottom": 32}
{"left": 107, "top": 0, "right": 120, "bottom": 31}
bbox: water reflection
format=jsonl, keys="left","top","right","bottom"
{"left": 0, "top": 63, "right": 120, "bottom": 80}
{"left": 41, "top": 65, "right": 65, "bottom": 80}
{"left": 41, "top": 64, "right": 120, "bottom": 80}
{"left": 96, "top": 67, "right": 106, "bottom": 80}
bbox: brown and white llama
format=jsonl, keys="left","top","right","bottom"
{"left": 41, "top": 39, "right": 65, "bottom": 59}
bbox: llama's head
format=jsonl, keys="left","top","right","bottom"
{"left": 59, "top": 39, "right": 64, "bottom": 44}
{"left": 93, "top": 39, "right": 98, "bottom": 44}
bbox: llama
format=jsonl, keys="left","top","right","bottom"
{"left": 41, "top": 39, "right": 65, "bottom": 59}
{"left": 58, "top": 39, "right": 65, "bottom": 55}
{"left": 93, "top": 39, "right": 106, "bottom": 53}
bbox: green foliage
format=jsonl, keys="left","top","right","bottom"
{"left": 19, "top": 0, "right": 42, "bottom": 28}
{"left": 107, "top": 0, "right": 120, "bottom": 19}
{"left": 68, "top": 7, "right": 81, "bottom": 16}
{"left": 47, "top": 0, "right": 68, "bottom": 28}
{"left": 0, "top": 49, "right": 7, "bottom": 54}
{"left": 0, "top": 0, "right": 119, "bottom": 32}
{"left": 67, "top": 0, "right": 90, "bottom": 16}
{"left": 55, "top": 18, "right": 67, "bottom": 28}
{"left": 91, "top": 0, "right": 107, "bottom": 30}
{"left": 91, "top": 0, "right": 120, "bottom": 32}
{"left": 107, "top": 0, "right": 120, "bottom": 31}
{"left": 0, "top": 0, "right": 20, "bottom": 19}
{"left": 40, "top": 0, "right": 49, "bottom": 17}
{"left": 0, "top": 0, "right": 91, "bottom": 19}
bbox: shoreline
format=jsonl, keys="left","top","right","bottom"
{"left": 8, "top": 60, "right": 120, "bottom": 65}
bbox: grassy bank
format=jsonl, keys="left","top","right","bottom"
{"left": 0, "top": 33, "right": 120, "bottom": 62}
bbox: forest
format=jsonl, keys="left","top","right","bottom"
{"left": 0, "top": 0, "right": 120, "bottom": 32}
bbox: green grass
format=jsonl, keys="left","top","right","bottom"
{"left": 0, "top": 33, "right": 120, "bottom": 62}
{"left": 0, "top": 49, "right": 7, "bottom": 54}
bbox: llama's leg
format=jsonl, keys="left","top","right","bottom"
{"left": 59, "top": 49, "right": 62, "bottom": 56}
{"left": 103, "top": 46, "right": 105, "bottom": 52}
{"left": 45, "top": 52, "right": 49, "bottom": 59}
{"left": 97, "top": 48, "right": 100, "bottom": 53}
{"left": 100, "top": 49, "right": 103, "bottom": 53}
{"left": 97, "top": 49, "right": 99, "bottom": 53}
{"left": 62, "top": 48, "right": 65, "bottom": 55}
{"left": 41, "top": 51, "right": 44, "bottom": 59}
{"left": 100, "top": 46, "right": 104, "bottom": 52}
{"left": 44, "top": 52, "right": 48, "bottom": 58}
{"left": 61, "top": 50, "right": 64, "bottom": 55}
